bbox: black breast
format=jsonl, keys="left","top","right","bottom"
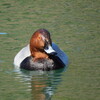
{"left": 20, "top": 55, "right": 65, "bottom": 71}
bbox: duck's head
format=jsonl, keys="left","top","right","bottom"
{"left": 30, "top": 29, "right": 56, "bottom": 60}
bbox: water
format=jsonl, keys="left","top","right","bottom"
{"left": 0, "top": 33, "right": 8, "bottom": 35}
{"left": 0, "top": 0, "right": 99, "bottom": 100}
{"left": 14, "top": 68, "right": 66, "bottom": 100}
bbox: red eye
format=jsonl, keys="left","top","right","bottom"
{"left": 38, "top": 34, "right": 42, "bottom": 40}
{"left": 38, "top": 36, "right": 41, "bottom": 40}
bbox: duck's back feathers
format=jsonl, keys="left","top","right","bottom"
{"left": 14, "top": 45, "right": 30, "bottom": 67}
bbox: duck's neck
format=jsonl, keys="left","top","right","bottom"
{"left": 31, "top": 51, "right": 49, "bottom": 61}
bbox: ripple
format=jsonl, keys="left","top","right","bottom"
{"left": 0, "top": 33, "right": 8, "bottom": 35}
{"left": 0, "top": 60, "right": 4, "bottom": 63}
{"left": 14, "top": 68, "right": 66, "bottom": 100}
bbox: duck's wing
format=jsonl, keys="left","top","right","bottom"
{"left": 14, "top": 44, "right": 31, "bottom": 67}
{"left": 52, "top": 43, "right": 68, "bottom": 66}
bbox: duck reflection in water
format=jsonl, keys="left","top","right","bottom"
{"left": 15, "top": 67, "right": 66, "bottom": 100}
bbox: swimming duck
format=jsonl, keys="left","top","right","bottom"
{"left": 14, "top": 29, "right": 68, "bottom": 71}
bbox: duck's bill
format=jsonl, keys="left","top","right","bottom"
{"left": 44, "top": 45, "right": 57, "bottom": 55}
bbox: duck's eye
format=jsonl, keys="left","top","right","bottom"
{"left": 38, "top": 35, "right": 41, "bottom": 40}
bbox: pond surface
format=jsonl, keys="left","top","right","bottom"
{"left": 14, "top": 68, "right": 66, "bottom": 100}
{"left": 0, "top": 0, "right": 99, "bottom": 100}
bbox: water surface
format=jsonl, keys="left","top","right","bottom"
{"left": 0, "top": 0, "right": 99, "bottom": 100}
{"left": 14, "top": 68, "right": 66, "bottom": 100}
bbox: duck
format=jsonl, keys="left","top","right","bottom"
{"left": 14, "top": 29, "right": 68, "bottom": 71}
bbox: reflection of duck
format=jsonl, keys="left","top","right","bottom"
{"left": 14, "top": 29, "right": 68, "bottom": 70}
{"left": 15, "top": 68, "right": 65, "bottom": 100}
{"left": 30, "top": 68, "right": 64, "bottom": 100}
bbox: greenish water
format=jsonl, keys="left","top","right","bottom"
{"left": 0, "top": 0, "right": 100, "bottom": 100}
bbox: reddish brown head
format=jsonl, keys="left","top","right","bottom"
{"left": 30, "top": 29, "right": 54, "bottom": 60}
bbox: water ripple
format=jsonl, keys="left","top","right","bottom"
{"left": 14, "top": 68, "right": 66, "bottom": 100}
{"left": 0, "top": 33, "right": 8, "bottom": 35}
